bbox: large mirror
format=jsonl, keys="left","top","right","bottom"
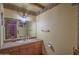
{"left": 4, "top": 8, "right": 37, "bottom": 41}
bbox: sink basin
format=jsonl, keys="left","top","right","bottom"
{"left": 16, "top": 40, "right": 25, "bottom": 43}
{"left": 16, "top": 39, "right": 34, "bottom": 44}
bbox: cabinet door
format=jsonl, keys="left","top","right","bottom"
{"left": 8, "top": 47, "right": 19, "bottom": 55}
{"left": 0, "top": 49, "right": 9, "bottom": 55}
{"left": 20, "top": 41, "right": 42, "bottom": 55}
{"left": 20, "top": 44, "right": 36, "bottom": 55}
{"left": 20, "top": 46, "right": 29, "bottom": 55}
{"left": 34, "top": 42, "right": 42, "bottom": 55}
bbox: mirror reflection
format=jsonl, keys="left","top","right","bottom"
{"left": 4, "top": 8, "right": 37, "bottom": 41}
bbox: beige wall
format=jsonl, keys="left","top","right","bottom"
{"left": 0, "top": 4, "right": 5, "bottom": 47}
{"left": 4, "top": 8, "right": 36, "bottom": 38}
{"left": 37, "top": 4, "right": 77, "bottom": 55}
{"left": 73, "top": 5, "right": 77, "bottom": 49}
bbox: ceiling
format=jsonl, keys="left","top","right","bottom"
{"left": 12, "top": 3, "right": 44, "bottom": 12}
{"left": 3, "top": 3, "right": 59, "bottom": 16}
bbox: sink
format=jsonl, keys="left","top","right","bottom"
{"left": 16, "top": 40, "right": 25, "bottom": 43}
{"left": 16, "top": 39, "right": 34, "bottom": 44}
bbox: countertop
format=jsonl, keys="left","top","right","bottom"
{"left": 0, "top": 39, "right": 42, "bottom": 49}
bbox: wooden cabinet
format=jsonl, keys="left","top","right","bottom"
{"left": 0, "top": 49, "right": 9, "bottom": 54}
{"left": 20, "top": 44, "right": 35, "bottom": 55}
{"left": 8, "top": 47, "right": 19, "bottom": 55}
{"left": 34, "top": 42, "right": 42, "bottom": 55}
{"left": 0, "top": 41, "right": 43, "bottom": 55}
{"left": 0, "top": 47, "right": 19, "bottom": 55}
{"left": 20, "top": 41, "right": 42, "bottom": 55}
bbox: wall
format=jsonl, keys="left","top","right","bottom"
{"left": 73, "top": 5, "right": 77, "bottom": 49}
{"left": 37, "top": 4, "right": 77, "bottom": 55}
{"left": 0, "top": 4, "right": 5, "bottom": 47}
{"left": 4, "top": 8, "right": 36, "bottom": 39}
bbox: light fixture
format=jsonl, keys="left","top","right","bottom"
{"left": 22, "top": 10, "right": 26, "bottom": 18}
{"left": 20, "top": 10, "right": 30, "bottom": 23}
{"left": 18, "top": 5, "right": 30, "bottom": 27}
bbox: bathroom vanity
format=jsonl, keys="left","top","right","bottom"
{"left": 0, "top": 39, "right": 43, "bottom": 55}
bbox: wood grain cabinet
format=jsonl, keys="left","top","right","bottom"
{"left": 0, "top": 49, "right": 9, "bottom": 54}
{"left": 20, "top": 44, "right": 35, "bottom": 55}
{"left": 20, "top": 41, "right": 42, "bottom": 55}
{"left": 0, "top": 41, "right": 43, "bottom": 55}
{"left": 0, "top": 47, "right": 19, "bottom": 55}
{"left": 8, "top": 47, "right": 20, "bottom": 55}
{"left": 34, "top": 41, "right": 42, "bottom": 55}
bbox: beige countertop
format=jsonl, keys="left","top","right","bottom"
{"left": 0, "top": 39, "right": 42, "bottom": 49}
